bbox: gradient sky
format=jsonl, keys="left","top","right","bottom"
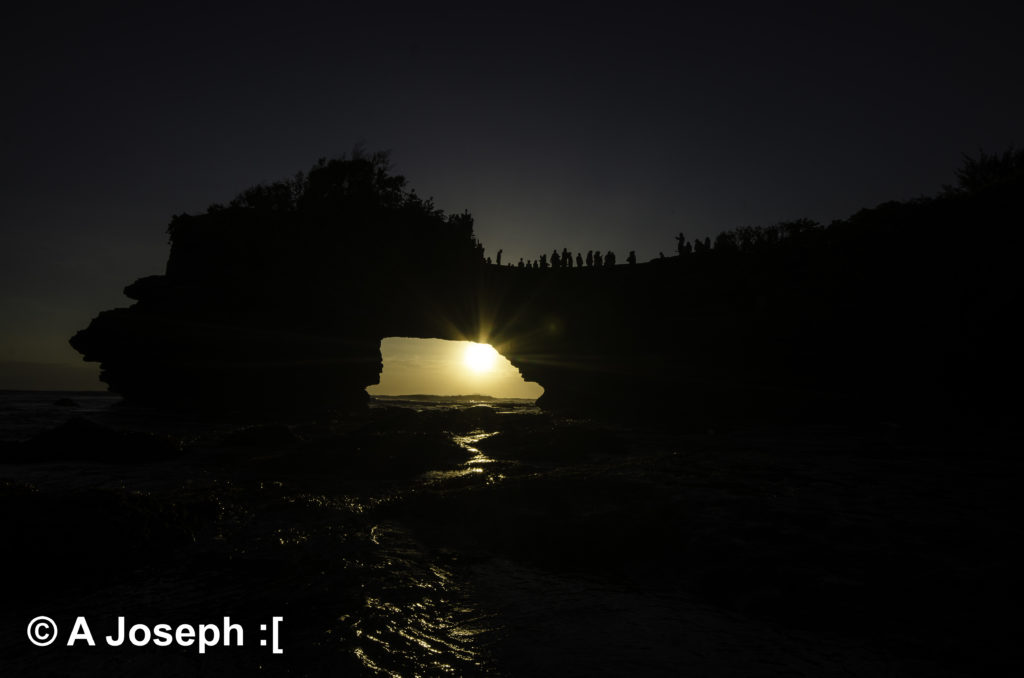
{"left": 2, "top": 1, "right": 1021, "bottom": 391}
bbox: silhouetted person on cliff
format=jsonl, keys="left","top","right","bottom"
{"left": 586, "top": 250, "right": 594, "bottom": 267}
{"left": 675, "top": 232, "right": 686, "bottom": 256}
{"left": 486, "top": 257, "right": 492, "bottom": 264}
{"left": 576, "top": 252, "right": 583, "bottom": 267}
{"left": 518, "top": 257, "right": 524, "bottom": 268}
{"left": 561, "top": 248, "right": 570, "bottom": 267}
{"left": 659, "top": 251, "right": 665, "bottom": 258}
{"left": 551, "top": 250, "right": 560, "bottom": 268}
{"left": 594, "top": 251, "right": 603, "bottom": 266}
{"left": 540, "top": 254, "right": 548, "bottom": 269}
{"left": 496, "top": 249, "right": 502, "bottom": 266}
{"left": 627, "top": 250, "right": 636, "bottom": 265}
{"left": 605, "top": 250, "right": 616, "bottom": 266}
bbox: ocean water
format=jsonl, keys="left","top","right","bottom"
{"left": 0, "top": 391, "right": 123, "bottom": 442}
{"left": 0, "top": 391, "right": 1015, "bottom": 676}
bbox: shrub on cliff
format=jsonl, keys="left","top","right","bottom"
{"left": 163, "top": 149, "right": 484, "bottom": 295}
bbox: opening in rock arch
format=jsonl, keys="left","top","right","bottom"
{"left": 367, "top": 338, "right": 543, "bottom": 400}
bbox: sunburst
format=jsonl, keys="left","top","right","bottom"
{"left": 463, "top": 342, "right": 498, "bottom": 372}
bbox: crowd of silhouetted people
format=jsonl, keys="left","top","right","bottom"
{"left": 494, "top": 248, "right": 637, "bottom": 269}
{"left": 487, "top": 225, "right": 833, "bottom": 268}
{"left": 486, "top": 231, "right": 720, "bottom": 269}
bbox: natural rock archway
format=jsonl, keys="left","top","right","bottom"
{"left": 71, "top": 153, "right": 1024, "bottom": 423}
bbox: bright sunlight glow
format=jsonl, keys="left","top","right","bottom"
{"left": 463, "top": 342, "right": 499, "bottom": 372}
{"left": 367, "top": 338, "right": 543, "bottom": 399}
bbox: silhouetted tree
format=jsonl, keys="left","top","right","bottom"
{"left": 165, "top": 149, "right": 485, "bottom": 281}
{"left": 714, "top": 231, "right": 738, "bottom": 252}
{"left": 777, "top": 219, "right": 820, "bottom": 239}
{"left": 949, "top": 147, "right": 1024, "bottom": 194}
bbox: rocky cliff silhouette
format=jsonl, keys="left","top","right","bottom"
{"left": 71, "top": 149, "right": 1024, "bottom": 424}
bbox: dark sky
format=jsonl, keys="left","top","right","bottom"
{"left": 2, "top": 1, "right": 1022, "bottom": 388}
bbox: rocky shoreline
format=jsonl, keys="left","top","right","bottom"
{"left": 1, "top": 404, "right": 1018, "bottom": 675}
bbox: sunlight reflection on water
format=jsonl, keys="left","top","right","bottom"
{"left": 342, "top": 432, "right": 516, "bottom": 675}
{"left": 350, "top": 522, "right": 496, "bottom": 675}
{"left": 422, "top": 431, "right": 502, "bottom": 483}
{"left": 452, "top": 431, "right": 498, "bottom": 456}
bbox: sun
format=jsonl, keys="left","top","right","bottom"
{"left": 463, "top": 342, "right": 498, "bottom": 373}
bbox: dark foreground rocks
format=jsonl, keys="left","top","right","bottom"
{"left": 0, "top": 408, "right": 1019, "bottom": 676}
